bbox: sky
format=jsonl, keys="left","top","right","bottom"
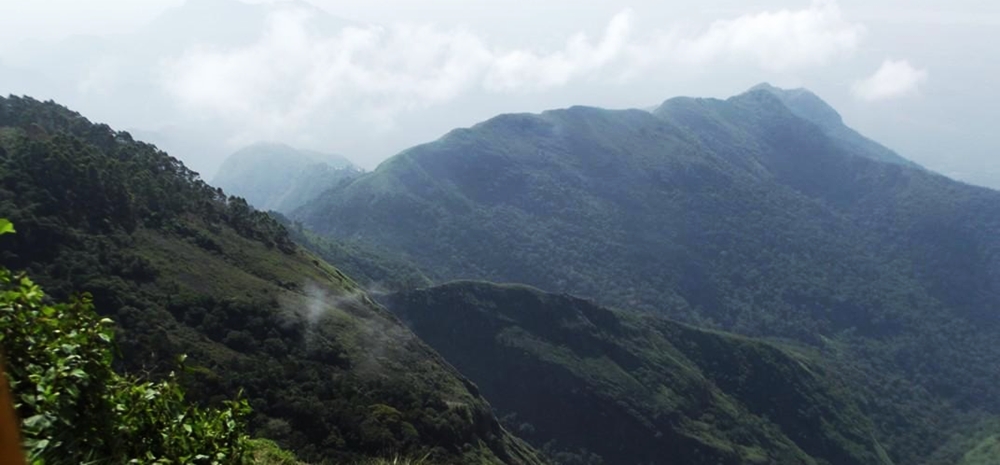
{"left": 1, "top": 0, "right": 998, "bottom": 189}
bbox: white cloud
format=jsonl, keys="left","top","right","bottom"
{"left": 852, "top": 59, "right": 928, "bottom": 101}
{"left": 484, "top": 10, "right": 633, "bottom": 91}
{"left": 674, "top": 0, "right": 864, "bottom": 71}
{"left": 160, "top": 1, "right": 866, "bottom": 139}
{"left": 160, "top": 7, "right": 496, "bottom": 133}
{"left": 78, "top": 55, "right": 123, "bottom": 96}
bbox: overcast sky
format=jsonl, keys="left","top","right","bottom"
{"left": 1, "top": 0, "right": 998, "bottom": 188}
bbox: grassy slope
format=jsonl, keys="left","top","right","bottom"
{"left": 385, "top": 281, "right": 893, "bottom": 465}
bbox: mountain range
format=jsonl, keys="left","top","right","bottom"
{"left": 290, "top": 84, "right": 1000, "bottom": 464}
{"left": 3, "top": 82, "right": 999, "bottom": 464}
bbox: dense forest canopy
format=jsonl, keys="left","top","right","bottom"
{"left": 385, "top": 281, "right": 893, "bottom": 465}
{"left": 293, "top": 87, "right": 1000, "bottom": 464}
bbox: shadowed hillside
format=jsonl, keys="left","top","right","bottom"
{"left": 385, "top": 281, "right": 893, "bottom": 465}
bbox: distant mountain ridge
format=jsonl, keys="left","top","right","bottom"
{"left": 292, "top": 85, "right": 1000, "bottom": 464}
{"left": 213, "top": 142, "right": 360, "bottom": 213}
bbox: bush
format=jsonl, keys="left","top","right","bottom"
{"left": 244, "top": 438, "right": 302, "bottom": 465}
{"left": 0, "top": 219, "right": 252, "bottom": 464}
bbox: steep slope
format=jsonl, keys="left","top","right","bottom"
{"left": 213, "top": 142, "right": 360, "bottom": 214}
{"left": 385, "top": 282, "right": 892, "bottom": 465}
{"left": 0, "top": 96, "right": 546, "bottom": 465}
{"left": 294, "top": 87, "right": 1000, "bottom": 463}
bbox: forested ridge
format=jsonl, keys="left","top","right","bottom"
{"left": 385, "top": 281, "right": 893, "bottom": 465}
{"left": 294, "top": 86, "right": 1000, "bottom": 464}
{"left": 0, "top": 95, "right": 546, "bottom": 465}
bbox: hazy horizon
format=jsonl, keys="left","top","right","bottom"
{"left": 2, "top": 0, "right": 998, "bottom": 188}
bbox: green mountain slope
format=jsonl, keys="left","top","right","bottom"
{"left": 272, "top": 212, "right": 432, "bottom": 292}
{"left": 293, "top": 86, "right": 1000, "bottom": 463}
{"left": 385, "top": 281, "right": 892, "bottom": 465}
{"left": 213, "top": 142, "right": 360, "bottom": 214}
{"left": 0, "top": 96, "right": 546, "bottom": 465}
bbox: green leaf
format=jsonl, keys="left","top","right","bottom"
{"left": 23, "top": 414, "right": 48, "bottom": 429}
{"left": 0, "top": 218, "right": 14, "bottom": 235}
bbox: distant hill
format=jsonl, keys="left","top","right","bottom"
{"left": 0, "top": 96, "right": 545, "bottom": 465}
{"left": 385, "top": 281, "right": 893, "bottom": 465}
{"left": 293, "top": 85, "right": 1000, "bottom": 464}
{"left": 213, "top": 142, "right": 360, "bottom": 213}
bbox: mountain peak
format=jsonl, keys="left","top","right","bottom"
{"left": 742, "top": 83, "right": 915, "bottom": 167}
{"left": 744, "top": 83, "right": 844, "bottom": 127}
{"left": 748, "top": 82, "right": 780, "bottom": 92}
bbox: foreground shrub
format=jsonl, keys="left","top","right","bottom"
{"left": 0, "top": 219, "right": 250, "bottom": 464}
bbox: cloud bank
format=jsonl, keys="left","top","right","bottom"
{"left": 674, "top": 0, "right": 862, "bottom": 71}
{"left": 160, "top": 1, "right": 865, "bottom": 140}
{"left": 852, "top": 59, "right": 928, "bottom": 101}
